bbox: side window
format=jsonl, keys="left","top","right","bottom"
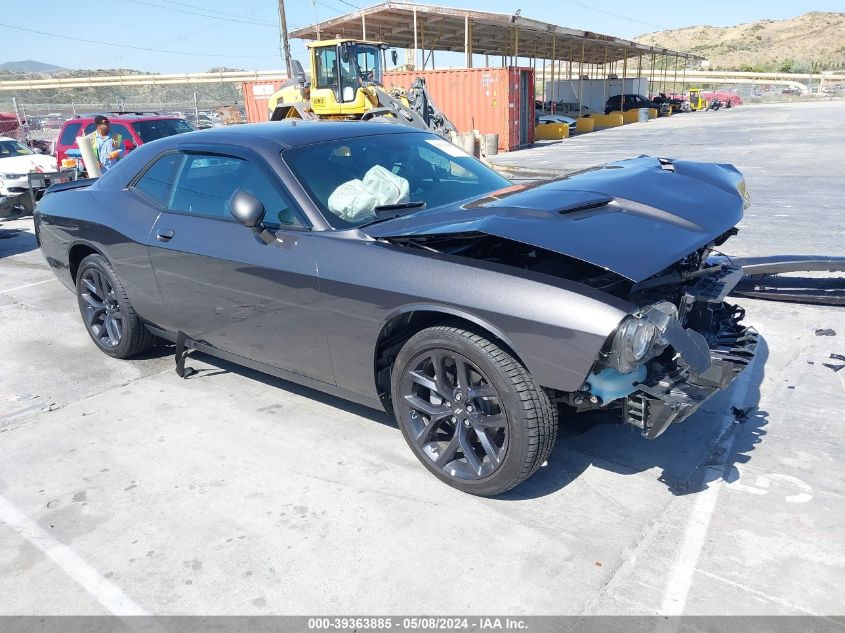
{"left": 168, "top": 152, "right": 303, "bottom": 226}
{"left": 83, "top": 123, "right": 96, "bottom": 135}
{"left": 315, "top": 48, "right": 338, "bottom": 88}
{"left": 169, "top": 154, "right": 243, "bottom": 217}
{"left": 133, "top": 153, "right": 185, "bottom": 207}
{"left": 239, "top": 166, "right": 304, "bottom": 228}
{"left": 59, "top": 122, "right": 83, "bottom": 146}
{"left": 110, "top": 124, "right": 134, "bottom": 144}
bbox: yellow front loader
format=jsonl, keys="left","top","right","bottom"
{"left": 268, "top": 39, "right": 457, "bottom": 139}
{"left": 688, "top": 88, "right": 708, "bottom": 112}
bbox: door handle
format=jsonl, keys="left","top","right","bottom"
{"left": 156, "top": 229, "right": 175, "bottom": 242}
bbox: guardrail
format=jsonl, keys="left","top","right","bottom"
{"left": 0, "top": 70, "right": 289, "bottom": 91}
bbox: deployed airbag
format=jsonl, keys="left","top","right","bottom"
{"left": 328, "top": 165, "right": 410, "bottom": 221}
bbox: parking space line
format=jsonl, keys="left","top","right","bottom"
{"left": 1, "top": 278, "right": 57, "bottom": 293}
{"left": 0, "top": 494, "right": 149, "bottom": 616}
{"left": 658, "top": 358, "right": 758, "bottom": 616}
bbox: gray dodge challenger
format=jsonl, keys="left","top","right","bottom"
{"left": 35, "top": 121, "right": 757, "bottom": 495}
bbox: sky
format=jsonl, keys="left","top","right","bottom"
{"left": 1, "top": 0, "right": 843, "bottom": 73}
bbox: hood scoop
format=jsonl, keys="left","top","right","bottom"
{"left": 558, "top": 196, "right": 613, "bottom": 215}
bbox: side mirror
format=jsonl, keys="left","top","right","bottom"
{"left": 228, "top": 189, "right": 265, "bottom": 227}
{"left": 391, "top": 49, "right": 398, "bottom": 65}
{"left": 292, "top": 59, "right": 307, "bottom": 85}
{"left": 124, "top": 140, "right": 136, "bottom": 151}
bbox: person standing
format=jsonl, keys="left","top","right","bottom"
{"left": 86, "top": 115, "right": 123, "bottom": 173}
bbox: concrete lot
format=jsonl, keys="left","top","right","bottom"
{"left": 1, "top": 101, "right": 844, "bottom": 616}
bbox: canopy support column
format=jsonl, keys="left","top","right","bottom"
{"left": 464, "top": 16, "right": 473, "bottom": 68}
{"left": 412, "top": 7, "right": 418, "bottom": 70}
{"left": 550, "top": 34, "right": 556, "bottom": 113}
{"left": 578, "top": 41, "right": 585, "bottom": 115}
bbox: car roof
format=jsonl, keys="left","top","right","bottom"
{"left": 153, "top": 120, "right": 422, "bottom": 150}
{"left": 62, "top": 114, "right": 187, "bottom": 125}
{"left": 0, "top": 136, "right": 21, "bottom": 142}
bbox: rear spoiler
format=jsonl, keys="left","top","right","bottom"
{"left": 43, "top": 178, "right": 98, "bottom": 196}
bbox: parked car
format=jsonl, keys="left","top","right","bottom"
{"left": 536, "top": 114, "right": 578, "bottom": 131}
{"left": 35, "top": 122, "right": 756, "bottom": 496}
{"left": 537, "top": 101, "right": 590, "bottom": 116}
{"left": 604, "top": 94, "right": 664, "bottom": 115}
{"left": 0, "top": 135, "right": 57, "bottom": 202}
{"left": 184, "top": 113, "right": 215, "bottom": 129}
{"left": 55, "top": 113, "right": 196, "bottom": 170}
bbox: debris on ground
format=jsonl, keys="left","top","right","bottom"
{"left": 731, "top": 406, "right": 754, "bottom": 422}
{"left": 822, "top": 353, "right": 845, "bottom": 373}
{"left": 815, "top": 328, "right": 837, "bottom": 336}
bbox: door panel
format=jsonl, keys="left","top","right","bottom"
{"left": 147, "top": 213, "right": 335, "bottom": 384}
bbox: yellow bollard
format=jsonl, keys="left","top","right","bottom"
{"left": 647, "top": 108, "right": 658, "bottom": 119}
{"left": 576, "top": 117, "right": 595, "bottom": 133}
{"left": 534, "top": 124, "right": 569, "bottom": 140}
{"left": 590, "top": 113, "right": 624, "bottom": 128}
{"left": 621, "top": 110, "right": 641, "bottom": 124}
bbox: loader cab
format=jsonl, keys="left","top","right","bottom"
{"left": 688, "top": 88, "right": 707, "bottom": 111}
{"left": 309, "top": 39, "right": 389, "bottom": 116}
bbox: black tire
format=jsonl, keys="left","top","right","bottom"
{"left": 391, "top": 325, "right": 558, "bottom": 496}
{"left": 75, "top": 253, "right": 154, "bottom": 359}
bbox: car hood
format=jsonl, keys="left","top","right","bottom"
{"left": 0, "top": 154, "right": 57, "bottom": 175}
{"left": 362, "top": 156, "right": 746, "bottom": 283}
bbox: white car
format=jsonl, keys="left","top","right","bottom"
{"left": 536, "top": 114, "right": 578, "bottom": 131}
{"left": 0, "top": 136, "right": 58, "bottom": 199}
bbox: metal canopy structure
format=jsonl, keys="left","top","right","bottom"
{"left": 288, "top": 2, "right": 698, "bottom": 67}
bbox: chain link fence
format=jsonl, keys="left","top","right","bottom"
{"left": 1, "top": 86, "right": 249, "bottom": 151}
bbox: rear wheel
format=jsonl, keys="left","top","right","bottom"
{"left": 391, "top": 325, "right": 557, "bottom": 496}
{"left": 75, "top": 254, "right": 153, "bottom": 358}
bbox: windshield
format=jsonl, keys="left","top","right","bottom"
{"left": 349, "top": 44, "right": 382, "bottom": 84}
{"left": 283, "top": 132, "right": 510, "bottom": 229}
{"left": 0, "top": 140, "right": 34, "bottom": 157}
{"left": 132, "top": 119, "right": 196, "bottom": 143}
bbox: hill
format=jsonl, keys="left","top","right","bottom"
{"left": 635, "top": 12, "right": 845, "bottom": 72}
{"left": 0, "top": 60, "right": 67, "bottom": 74}
{"left": 0, "top": 67, "right": 246, "bottom": 109}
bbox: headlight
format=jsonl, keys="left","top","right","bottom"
{"left": 737, "top": 179, "right": 751, "bottom": 209}
{"left": 614, "top": 318, "right": 659, "bottom": 373}
{"left": 1, "top": 173, "right": 25, "bottom": 179}
{"left": 606, "top": 301, "right": 678, "bottom": 374}
{"left": 629, "top": 320, "right": 654, "bottom": 360}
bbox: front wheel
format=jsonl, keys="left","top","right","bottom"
{"left": 391, "top": 325, "right": 558, "bottom": 496}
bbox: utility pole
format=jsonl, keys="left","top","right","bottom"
{"left": 277, "top": 0, "right": 294, "bottom": 77}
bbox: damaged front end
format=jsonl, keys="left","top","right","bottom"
{"left": 578, "top": 250, "right": 757, "bottom": 439}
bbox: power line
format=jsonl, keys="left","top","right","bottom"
{"left": 331, "top": 0, "right": 362, "bottom": 9}
{"left": 164, "top": 0, "right": 271, "bottom": 20}
{"left": 314, "top": 0, "right": 361, "bottom": 13}
{"left": 556, "top": 0, "right": 668, "bottom": 32}
{"left": 126, "top": 0, "right": 277, "bottom": 27}
{"left": 0, "top": 22, "right": 279, "bottom": 58}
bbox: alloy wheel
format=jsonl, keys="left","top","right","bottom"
{"left": 400, "top": 349, "right": 508, "bottom": 480}
{"left": 79, "top": 268, "right": 123, "bottom": 349}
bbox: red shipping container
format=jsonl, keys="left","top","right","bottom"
{"left": 383, "top": 67, "right": 534, "bottom": 152}
{"left": 242, "top": 80, "right": 285, "bottom": 123}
